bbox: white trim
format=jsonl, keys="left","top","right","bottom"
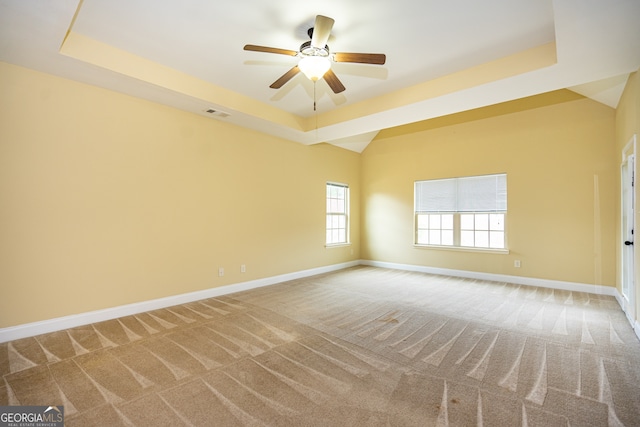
{"left": 364, "top": 261, "right": 640, "bottom": 343}
{"left": 361, "top": 260, "right": 619, "bottom": 296}
{"left": 611, "top": 289, "right": 640, "bottom": 343}
{"left": 414, "top": 244, "right": 509, "bottom": 255}
{"left": 0, "top": 261, "right": 359, "bottom": 343}
{"left": 614, "top": 291, "right": 626, "bottom": 313}
{"left": 2, "top": 259, "right": 634, "bottom": 344}
{"left": 620, "top": 134, "right": 638, "bottom": 332}
{"left": 325, "top": 243, "right": 352, "bottom": 249}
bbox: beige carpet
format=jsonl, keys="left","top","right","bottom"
{"left": 1, "top": 266, "right": 639, "bottom": 426}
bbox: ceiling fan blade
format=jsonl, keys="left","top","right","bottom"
{"left": 334, "top": 52, "right": 386, "bottom": 65}
{"left": 270, "top": 66, "right": 300, "bottom": 89}
{"left": 323, "top": 69, "right": 346, "bottom": 94}
{"left": 244, "top": 44, "right": 298, "bottom": 56}
{"left": 311, "top": 15, "right": 334, "bottom": 48}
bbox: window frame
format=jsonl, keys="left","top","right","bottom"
{"left": 326, "top": 182, "right": 350, "bottom": 246}
{"left": 414, "top": 174, "right": 508, "bottom": 252}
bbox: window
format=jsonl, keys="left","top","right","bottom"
{"left": 414, "top": 174, "right": 507, "bottom": 249}
{"left": 326, "top": 183, "right": 349, "bottom": 245}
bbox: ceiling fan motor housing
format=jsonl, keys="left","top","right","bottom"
{"left": 300, "top": 41, "right": 329, "bottom": 58}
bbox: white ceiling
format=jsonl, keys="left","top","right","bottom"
{"left": 1, "top": 0, "right": 639, "bottom": 152}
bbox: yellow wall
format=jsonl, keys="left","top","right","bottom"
{"left": 615, "top": 69, "right": 640, "bottom": 323}
{"left": 0, "top": 60, "right": 625, "bottom": 331}
{"left": 361, "top": 90, "right": 617, "bottom": 286}
{"left": 0, "top": 62, "right": 360, "bottom": 328}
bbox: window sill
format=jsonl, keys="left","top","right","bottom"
{"left": 414, "top": 244, "right": 509, "bottom": 255}
{"left": 325, "top": 243, "right": 351, "bottom": 248}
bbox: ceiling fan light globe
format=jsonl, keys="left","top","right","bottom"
{"left": 298, "top": 56, "right": 331, "bottom": 81}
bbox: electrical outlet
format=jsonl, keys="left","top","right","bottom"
{"left": 514, "top": 260, "right": 521, "bottom": 268}
{"left": 241, "top": 264, "right": 246, "bottom": 273}
{"left": 218, "top": 267, "right": 224, "bottom": 277}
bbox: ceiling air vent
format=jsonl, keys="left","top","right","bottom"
{"left": 203, "top": 108, "right": 230, "bottom": 118}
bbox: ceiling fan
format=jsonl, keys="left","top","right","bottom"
{"left": 243, "top": 15, "right": 386, "bottom": 94}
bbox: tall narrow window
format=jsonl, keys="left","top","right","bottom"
{"left": 414, "top": 174, "right": 507, "bottom": 249}
{"left": 326, "top": 182, "right": 349, "bottom": 245}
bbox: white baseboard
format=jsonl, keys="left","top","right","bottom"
{"left": 0, "top": 259, "right": 634, "bottom": 344}
{"left": 0, "top": 260, "right": 359, "bottom": 343}
{"left": 360, "top": 260, "right": 619, "bottom": 296}
{"left": 362, "top": 260, "right": 640, "bottom": 342}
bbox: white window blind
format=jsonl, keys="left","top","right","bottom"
{"left": 415, "top": 174, "right": 507, "bottom": 213}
